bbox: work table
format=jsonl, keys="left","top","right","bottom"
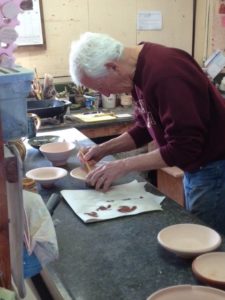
{"left": 24, "top": 128, "right": 225, "bottom": 300}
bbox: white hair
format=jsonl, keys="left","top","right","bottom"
{"left": 69, "top": 32, "right": 124, "bottom": 85}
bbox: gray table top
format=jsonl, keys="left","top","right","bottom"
{"left": 24, "top": 128, "right": 225, "bottom": 300}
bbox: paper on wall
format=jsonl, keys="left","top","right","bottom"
{"left": 137, "top": 11, "right": 162, "bottom": 31}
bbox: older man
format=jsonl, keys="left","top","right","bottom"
{"left": 69, "top": 32, "right": 225, "bottom": 233}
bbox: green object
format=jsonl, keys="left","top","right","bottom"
{"left": 70, "top": 103, "right": 82, "bottom": 110}
{"left": 54, "top": 82, "right": 68, "bottom": 93}
{"left": 0, "top": 288, "right": 16, "bottom": 300}
{"left": 28, "top": 135, "right": 63, "bottom": 149}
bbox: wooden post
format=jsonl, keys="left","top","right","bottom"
{"left": 157, "top": 167, "right": 184, "bottom": 207}
{"left": 0, "top": 123, "right": 11, "bottom": 289}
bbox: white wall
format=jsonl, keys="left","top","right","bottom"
{"left": 15, "top": 0, "right": 194, "bottom": 79}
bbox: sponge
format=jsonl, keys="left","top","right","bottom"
{"left": 0, "top": 288, "right": 16, "bottom": 300}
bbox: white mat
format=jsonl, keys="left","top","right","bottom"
{"left": 61, "top": 180, "right": 164, "bottom": 223}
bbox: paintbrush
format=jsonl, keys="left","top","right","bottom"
{"left": 75, "top": 141, "right": 92, "bottom": 173}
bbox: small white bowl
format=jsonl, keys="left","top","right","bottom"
{"left": 70, "top": 166, "right": 88, "bottom": 181}
{"left": 39, "top": 141, "right": 75, "bottom": 166}
{"left": 157, "top": 223, "right": 221, "bottom": 258}
{"left": 192, "top": 252, "right": 225, "bottom": 289}
{"left": 26, "top": 166, "right": 67, "bottom": 188}
{"left": 147, "top": 285, "right": 225, "bottom": 300}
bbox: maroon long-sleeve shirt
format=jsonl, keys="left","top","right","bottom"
{"left": 128, "top": 42, "right": 225, "bottom": 172}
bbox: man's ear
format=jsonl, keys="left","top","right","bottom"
{"left": 105, "top": 61, "right": 119, "bottom": 72}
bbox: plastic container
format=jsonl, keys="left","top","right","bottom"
{"left": 84, "top": 93, "right": 101, "bottom": 110}
{"left": 84, "top": 94, "right": 94, "bottom": 109}
{"left": 102, "top": 94, "right": 116, "bottom": 109}
{"left": 0, "top": 66, "right": 33, "bottom": 141}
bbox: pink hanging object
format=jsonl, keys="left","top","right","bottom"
{"left": 0, "top": 0, "right": 23, "bottom": 67}
{"left": 219, "top": 2, "right": 225, "bottom": 14}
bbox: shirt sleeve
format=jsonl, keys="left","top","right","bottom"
{"left": 128, "top": 103, "right": 153, "bottom": 147}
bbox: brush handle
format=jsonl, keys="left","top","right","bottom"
{"left": 80, "top": 149, "right": 92, "bottom": 172}
{"left": 75, "top": 140, "right": 92, "bottom": 172}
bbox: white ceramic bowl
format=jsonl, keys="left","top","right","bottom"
{"left": 147, "top": 285, "right": 225, "bottom": 300}
{"left": 192, "top": 252, "right": 225, "bottom": 289}
{"left": 39, "top": 141, "right": 75, "bottom": 166}
{"left": 157, "top": 223, "right": 221, "bottom": 258}
{"left": 26, "top": 166, "right": 67, "bottom": 188}
{"left": 70, "top": 166, "right": 88, "bottom": 181}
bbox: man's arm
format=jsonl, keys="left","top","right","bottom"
{"left": 123, "top": 148, "right": 168, "bottom": 172}
{"left": 96, "top": 132, "right": 137, "bottom": 156}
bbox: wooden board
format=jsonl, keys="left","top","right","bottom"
{"left": 72, "top": 113, "right": 117, "bottom": 123}
{"left": 157, "top": 168, "right": 184, "bottom": 207}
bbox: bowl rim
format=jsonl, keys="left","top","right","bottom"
{"left": 26, "top": 166, "right": 68, "bottom": 181}
{"left": 192, "top": 252, "right": 225, "bottom": 287}
{"left": 39, "top": 141, "right": 75, "bottom": 153}
{"left": 157, "top": 223, "right": 222, "bottom": 255}
{"left": 147, "top": 284, "right": 225, "bottom": 300}
{"left": 70, "top": 166, "right": 88, "bottom": 181}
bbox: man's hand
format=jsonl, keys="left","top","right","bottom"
{"left": 86, "top": 160, "right": 127, "bottom": 192}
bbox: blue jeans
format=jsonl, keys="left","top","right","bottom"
{"left": 183, "top": 160, "right": 225, "bottom": 234}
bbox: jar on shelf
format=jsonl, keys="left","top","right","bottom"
{"left": 101, "top": 94, "right": 116, "bottom": 109}
{"left": 120, "top": 93, "right": 133, "bottom": 107}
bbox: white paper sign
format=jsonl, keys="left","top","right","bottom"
{"left": 137, "top": 11, "right": 162, "bottom": 30}
{"left": 16, "top": 0, "right": 44, "bottom": 46}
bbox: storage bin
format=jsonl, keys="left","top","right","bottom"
{"left": 0, "top": 66, "right": 33, "bottom": 141}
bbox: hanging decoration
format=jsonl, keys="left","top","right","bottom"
{"left": 0, "top": 0, "right": 22, "bottom": 67}
{"left": 211, "top": 0, "right": 225, "bottom": 53}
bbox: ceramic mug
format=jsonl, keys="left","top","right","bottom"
{"left": 27, "top": 113, "right": 41, "bottom": 138}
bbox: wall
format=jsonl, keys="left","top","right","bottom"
{"left": 194, "top": 0, "right": 209, "bottom": 65}
{"left": 15, "top": 0, "right": 194, "bottom": 80}
{"left": 194, "top": 0, "right": 225, "bottom": 66}
{"left": 207, "top": 0, "right": 225, "bottom": 54}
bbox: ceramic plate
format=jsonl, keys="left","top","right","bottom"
{"left": 28, "top": 135, "right": 64, "bottom": 149}
{"left": 192, "top": 252, "right": 225, "bottom": 288}
{"left": 157, "top": 223, "right": 221, "bottom": 258}
{"left": 147, "top": 285, "right": 225, "bottom": 300}
{"left": 70, "top": 166, "right": 88, "bottom": 181}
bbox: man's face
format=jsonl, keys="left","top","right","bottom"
{"left": 80, "top": 63, "right": 133, "bottom": 96}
